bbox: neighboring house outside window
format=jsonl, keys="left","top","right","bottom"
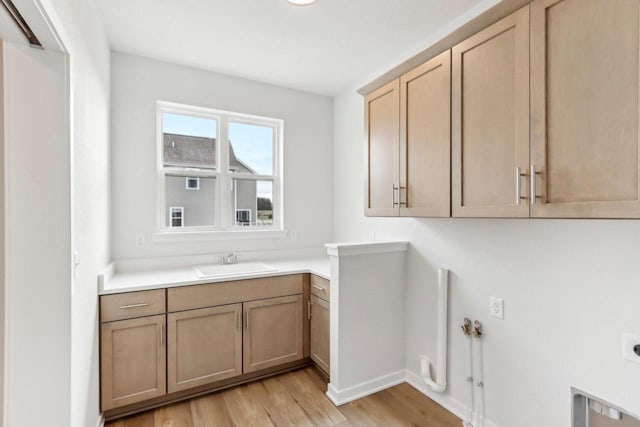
{"left": 157, "top": 101, "right": 282, "bottom": 235}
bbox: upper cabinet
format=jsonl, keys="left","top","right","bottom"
{"left": 452, "top": 6, "right": 530, "bottom": 218}
{"left": 365, "top": 80, "right": 400, "bottom": 216}
{"left": 400, "top": 51, "right": 451, "bottom": 217}
{"left": 530, "top": 0, "right": 640, "bottom": 218}
{"left": 365, "top": 51, "right": 451, "bottom": 217}
{"left": 364, "top": 0, "right": 640, "bottom": 220}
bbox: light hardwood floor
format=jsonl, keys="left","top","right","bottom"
{"left": 106, "top": 367, "right": 460, "bottom": 427}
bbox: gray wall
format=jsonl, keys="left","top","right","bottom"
{"left": 165, "top": 176, "right": 216, "bottom": 227}
{"left": 233, "top": 180, "right": 257, "bottom": 224}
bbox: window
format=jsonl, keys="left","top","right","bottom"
{"left": 235, "top": 209, "right": 251, "bottom": 225}
{"left": 157, "top": 101, "right": 282, "bottom": 234}
{"left": 169, "top": 207, "right": 184, "bottom": 227}
{"left": 185, "top": 177, "right": 200, "bottom": 190}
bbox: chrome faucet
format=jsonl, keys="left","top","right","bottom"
{"left": 222, "top": 252, "right": 238, "bottom": 265}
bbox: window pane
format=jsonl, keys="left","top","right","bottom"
{"left": 232, "top": 179, "right": 273, "bottom": 227}
{"left": 165, "top": 175, "right": 216, "bottom": 227}
{"left": 163, "top": 113, "right": 217, "bottom": 169}
{"left": 228, "top": 122, "right": 273, "bottom": 175}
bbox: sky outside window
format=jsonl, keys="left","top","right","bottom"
{"left": 229, "top": 122, "right": 274, "bottom": 199}
{"left": 163, "top": 113, "right": 217, "bottom": 138}
{"left": 228, "top": 122, "right": 274, "bottom": 175}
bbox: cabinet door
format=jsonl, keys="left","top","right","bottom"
{"left": 309, "top": 295, "right": 330, "bottom": 375}
{"left": 167, "top": 304, "right": 242, "bottom": 393}
{"left": 400, "top": 50, "right": 451, "bottom": 217}
{"left": 530, "top": 0, "right": 640, "bottom": 218}
{"left": 243, "top": 294, "right": 303, "bottom": 373}
{"left": 101, "top": 315, "right": 166, "bottom": 410}
{"left": 452, "top": 6, "right": 530, "bottom": 217}
{"left": 365, "top": 79, "right": 400, "bottom": 217}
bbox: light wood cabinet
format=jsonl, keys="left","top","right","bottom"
{"left": 101, "top": 315, "right": 166, "bottom": 411}
{"left": 243, "top": 294, "right": 304, "bottom": 373}
{"left": 530, "top": 0, "right": 640, "bottom": 218}
{"left": 452, "top": 5, "right": 530, "bottom": 218}
{"left": 309, "top": 294, "right": 330, "bottom": 375}
{"left": 365, "top": 51, "right": 452, "bottom": 218}
{"left": 167, "top": 304, "right": 242, "bottom": 393}
{"left": 365, "top": 79, "right": 400, "bottom": 216}
{"left": 101, "top": 274, "right": 309, "bottom": 415}
{"left": 400, "top": 50, "right": 451, "bottom": 217}
{"left": 310, "top": 274, "right": 330, "bottom": 302}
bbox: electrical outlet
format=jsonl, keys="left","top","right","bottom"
{"left": 135, "top": 233, "right": 146, "bottom": 248}
{"left": 622, "top": 333, "right": 640, "bottom": 364}
{"left": 289, "top": 230, "right": 297, "bottom": 241}
{"left": 490, "top": 297, "right": 504, "bottom": 319}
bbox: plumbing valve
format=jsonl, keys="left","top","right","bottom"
{"left": 461, "top": 318, "right": 472, "bottom": 336}
{"left": 473, "top": 320, "right": 482, "bottom": 339}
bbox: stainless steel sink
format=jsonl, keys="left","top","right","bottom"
{"left": 192, "top": 262, "right": 277, "bottom": 278}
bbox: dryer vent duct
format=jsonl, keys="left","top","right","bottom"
{"left": 0, "top": 0, "right": 41, "bottom": 48}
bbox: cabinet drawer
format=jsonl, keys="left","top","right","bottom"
{"left": 310, "top": 275, "right": 330, "bottom": 302}
{"left": 101, "top": 289, "right": 166, "bottom": 322}
{"left": 168, "top": 274, "right": 304, "bottom": 312}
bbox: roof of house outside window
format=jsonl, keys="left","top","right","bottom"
{"left": 163, "top": 133, "right": 254, "bottom": 173}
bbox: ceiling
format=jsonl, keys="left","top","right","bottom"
{"left": 97, "top": 0, "right": 494, "bottom": 96}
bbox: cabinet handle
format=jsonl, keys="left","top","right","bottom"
{"left": 119, "top": 303, "right": 149, "bottom": 309}
{"left": 399, "top": 186, "right": 407, "bottom": 206}
{"left": 246, "top": 311, "right": 250, "bottom": 329}
{"left": 312, "top": 284, "right": 325, "bottom": 292}
{"left": 308, "top": 300, "right": 313, "bottom": 319}
{"left": 392, "top": 185, "right": 399, "bottom": 207}
{"left": 530, "top": 165, "right": 541, "bottom": 205}
{"left": 515, "top": 167, "right": 528, "bottom": 205}
{"left": 160, "top": 322, "right": 163, "bottom": 347}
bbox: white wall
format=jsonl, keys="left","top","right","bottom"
{"left": 4, "top": 42, "right": 71, "bottom": 427}
{"left": 111, "top": 52, "right": 333, "bottom": 261}
{"left": 29, "top": 1, "right": 111, "bottom": 426}
{"left": 0, "top": 40, "right": 4, "bottom": 426}
{"left": 333, "top": 89, "right": 640, "bottom": 426}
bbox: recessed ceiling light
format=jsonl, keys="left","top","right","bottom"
{"left": 287, "top": 0, "right": 317, "bottom": 5}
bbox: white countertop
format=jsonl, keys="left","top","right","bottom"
{"left": 100, "top": 257, "right": 330, "bottom": 295}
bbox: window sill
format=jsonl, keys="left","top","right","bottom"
{"left": 152, "top": 228, "right": 288, "bottom": 243}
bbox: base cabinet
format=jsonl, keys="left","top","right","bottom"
{"left": 100, "top": 274, "right": 308, "bottom": 415}
{"left": 167, "top": 304, "right": 242, "bottom": 393}
{"left": 309, "top": 294, "right": 330, "bottom": 375}
{"left": 100, "top": 315, "right": 166, "bottom": 411}
{"left": 243, "top": 294, "right": 304, "bottom": 373}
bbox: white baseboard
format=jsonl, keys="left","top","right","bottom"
{"left": 326, "top": 370, "right": 406, "bottom": 406}
{"left": 95, "top": 415, "right": 104, "bottom": 427}
{"left": 404, "top": 370, "right": 501, "bottom": 427}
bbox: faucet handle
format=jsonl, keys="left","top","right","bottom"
{"left": 222, "top": 252, "right": 238, "bottom": 265}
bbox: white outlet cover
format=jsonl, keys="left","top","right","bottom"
{"left": 622, "top": 333, "right": 640, "bottom": 364}
{"left": 490, "top": 297, "right": 504, "bottom": 319}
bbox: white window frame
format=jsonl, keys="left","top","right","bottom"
{"left": 155, "top": 101, "right": 284, "bottom": 240}
{"left": 185, "top": 177, "right": 200, "bottom": 190}
{"left": 169, "top": 206, "right": 184, "bottom": 228}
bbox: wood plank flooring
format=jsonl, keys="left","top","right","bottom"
{"left": 105, "top": 367, "right": 461, "bottom": 427}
